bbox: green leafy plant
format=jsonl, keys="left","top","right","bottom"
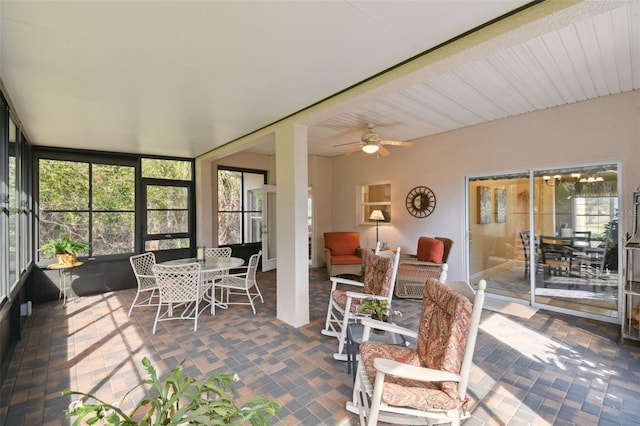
{"left": 63, "top": 357, "right": 280, "bottom": 426}
{"left": 357, "top": 296, "right": 400, "bottom": 321}
{"left": 39, "top": 234, "right": 88, "bottom": 258}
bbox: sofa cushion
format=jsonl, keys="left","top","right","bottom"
{"left": 324, "top": 232, "right": 360, "bottom": 256}
{"left": 416, "top": 237, "right": 444, "bottom": 263}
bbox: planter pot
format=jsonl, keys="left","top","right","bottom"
{"left": 57, "top": 253, "right": 77, "bottom": 265}
{"left": 371, "top": 313, "right": 390, "bottom": 335}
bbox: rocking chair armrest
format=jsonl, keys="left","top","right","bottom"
{"left": 330, "top": 276, "right": 365, "bottom": 289}
{"left": 373, "top": 358, "right": 462, "bottom": 383}
{"left": 360, "top": 318, "right": 418, "bottom": 339}
{"left": 344, "top": 290, "right": 383, "bottom": 300}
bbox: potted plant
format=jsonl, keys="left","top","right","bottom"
{"left": 64, "top": 357, "right": 280, "bottom": 425}
{"left": 39, "top": 234, "right": 88, "bottom": 265}
{"left": 357, "top": 296, "right": 400, "bottom": 322}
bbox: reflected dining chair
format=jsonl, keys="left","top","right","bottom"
{"left": 128, "top": 252, "right": 159, "bottom": 317}
{"left": 539, "top": 235, "right": 577, "bottom": 277}
{"left": 519, "top": 231, "right": 541, "bottom": 279}
{"left": 151, "top": 262, "right": 211, "bottom": 334}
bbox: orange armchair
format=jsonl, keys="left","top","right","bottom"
{"left": 323, "top": 232, "right": 364, "bottom": 277}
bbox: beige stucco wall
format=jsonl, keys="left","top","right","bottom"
{"left": 330, "top": 90, "right": 640, "bottom": 281}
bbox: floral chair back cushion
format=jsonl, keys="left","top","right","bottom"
{"left": 362, "top": 254, "right": 394, "bottom": 296}
{"left": 417, "top": 278, "right": 473, "bottom": 401}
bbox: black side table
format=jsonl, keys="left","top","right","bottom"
{"left": 346, "top": 322, "right": 406, "bottom": 382}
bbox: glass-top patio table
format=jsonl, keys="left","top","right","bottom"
{"left": 160, "top": 257, "right": 245, "bottom": 309}
{"left": 161, "top": 256, "right": 244, "bottom": 271}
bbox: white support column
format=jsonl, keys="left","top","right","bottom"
{"left": 275, "top": 123, "right": 309, "bottom": 327}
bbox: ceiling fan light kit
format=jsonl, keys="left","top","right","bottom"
{"left": 362, "top": 143, "right": 379, "bottom": 154}
{"left": 334, "top": 122, "right": 413, "bottom": 156}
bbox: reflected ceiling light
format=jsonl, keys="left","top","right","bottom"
{"left": 544, "top": 173, "right": 584, "bottom": 187}
{"left": 579, "top": 175, "right": 604, "bottom": 183}
{"left": 543, "top": 175, "right": 562, "bottom": 187}
{"left": 362, "top": 143, "right": 379, "bottom": 154}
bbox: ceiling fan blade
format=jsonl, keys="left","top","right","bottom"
{"left": 344, "top": 145, "right": 364, "bottom": 156}
{"left": 380, "top": 140, "right": 413, "bottom": 147}
{"left": 333, "top": 141, "right": 362, "bottom": 148}
{"left": 378, "top": 146, "right": 390, "bottom": 156}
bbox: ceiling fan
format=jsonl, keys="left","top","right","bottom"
{"left": 334, "top": 123, "right": 413, "bottom": 156}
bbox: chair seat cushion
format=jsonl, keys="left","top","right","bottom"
{"left": 331, "top": 289, "right": 362, "bottom": 313}
{"left": 359, "top": 341, "right": 461, "bottom": 410}
{"left": 331, "top": 254, "right": 363, "bottom": 265}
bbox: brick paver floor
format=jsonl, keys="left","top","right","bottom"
{"left": 2, "top": 267, "right": 639, "bottom": 425}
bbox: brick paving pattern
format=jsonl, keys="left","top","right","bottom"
{"left": 2, "top": 267, "right": 639, "bottom": 425}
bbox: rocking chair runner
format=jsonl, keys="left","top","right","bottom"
{"left": 347, "top": 278, "right": 486, "bottom": 426}
{"left": 321, "top": 245, "right": 401, "bottom": 360}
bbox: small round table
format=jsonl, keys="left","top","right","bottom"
{"left": 47, "top": 261, "right": 84, "bottom": 306}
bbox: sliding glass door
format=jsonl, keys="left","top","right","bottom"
{"left": 468, "top": 172, "right": 531, "bottom": 302}
{"left": 468, "top": 163, "right": 619, "bottom": 321}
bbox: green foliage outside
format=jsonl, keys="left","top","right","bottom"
{"left": 63, "top": 357, "right": 280, "bottom": 426}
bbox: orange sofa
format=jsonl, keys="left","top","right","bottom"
{"left": 323, "top": 232, "right": 364, "bottom": 277}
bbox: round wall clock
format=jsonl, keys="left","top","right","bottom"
{"left": 405, "top": 186, "right": 436, "bottom": 218}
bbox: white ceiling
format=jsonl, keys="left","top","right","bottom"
{"left": 1, "top": 1, "right": 638, "bottom": 159}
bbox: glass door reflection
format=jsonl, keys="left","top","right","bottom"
{"left": 533, "top": 165, "right": 619, "bottom": 318}
{"left": 468, "top": 163, "right": 619, "bottom": 321}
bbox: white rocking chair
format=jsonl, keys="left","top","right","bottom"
{"left": 321, "top": 244, "right": 401, "bottom": 360}
{"left": 347, "top": 278, "right": 486, "bottom": 425}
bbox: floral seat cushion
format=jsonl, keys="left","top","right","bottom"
{"left": 359, "top": 278, "right": 473, "bottom": 411}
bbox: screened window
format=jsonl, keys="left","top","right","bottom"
{"left": 38, "top": 155, "right": 194, "bottom": 258}
{"left": 217, "top": 168, "right": 266, "bottom": 246}
{"left": 8, "top": 115, "right": 18, "bottom": 287}
{"left": 142, "top": 158, "right": 193, "bottom": 251}
{"left": 38, "top": 159, "right": 135, "bottom": 258}
{"left": 142, "top": 158, "right": 191, "bottom": 180}
{"left": 143, "top": 183, "right": 191, "bottom": 251}
{"left": 2, "top": 103, "right": 33, "bottom": 302}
